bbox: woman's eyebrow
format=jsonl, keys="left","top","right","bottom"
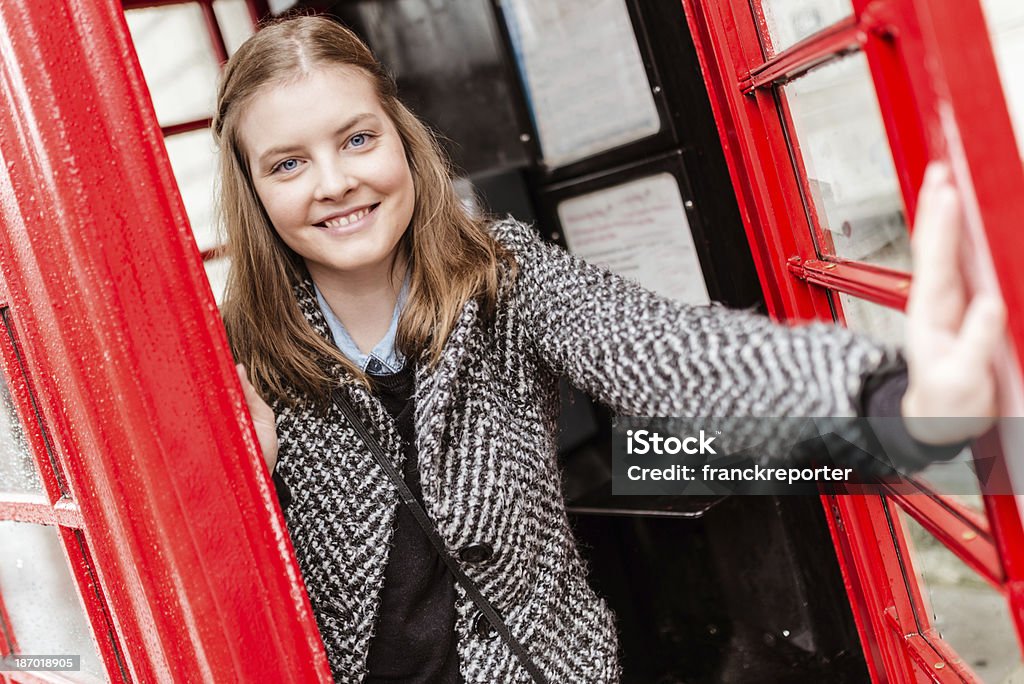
{"left": 254, "top": 112, "right": 380, "bottom": 168}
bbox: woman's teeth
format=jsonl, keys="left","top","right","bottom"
{"left": 323, "top": 205, "right": 373, "bottom": 228}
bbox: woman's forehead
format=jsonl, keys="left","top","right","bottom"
{"left": 237, "top": 65, "right": 388, "bottom": 158}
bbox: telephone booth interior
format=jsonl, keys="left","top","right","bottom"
{"left": 0, "top": 1, "right": 1022, "bottom": 682}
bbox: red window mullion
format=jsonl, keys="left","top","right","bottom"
{"left": 885, "top": 490, "right": 1003, "bottom": 588}
{"left": 907, "top": 0, "right": 1024, "bottom": 366}
{"left": 0, "top": 499, "right": 82, "bottom": 527}
{"left": 851, "top": 0, "right": 931, "bottom": 218}
{"left": 0, "top": 591, "right": 19, "bottom": 662}
{"left": 743, "top": 17, "right": 860, "bottom": 92}
{"left": 903, "top": 632, "right": 976, "bottom": 682}
{"left": 0, "top": 311, "right": 69, "bottom": 501}
{"left": 245, "top": 0, "right": 270, "bottom": 25}
{"left": 791, "top": 259, "right": 911, "bottom": 311}
{"left": 160, "top": 118, "right": 212, "bottom": 137}
{"left": 828, "top": 494, "right": 926, "bottom": 682}
{"left": 60, "top": 528, "right": 131, "bottom": 683}
{"left": 198, "top": 0, "right": 229, "bottom": 64}
{"left": 977, "top": 432, "right": 1024, "bottom": 652}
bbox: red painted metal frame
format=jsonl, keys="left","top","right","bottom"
{"left": 681, "top": 0, "right": 1024, "bottom": 680}
{"left": 0, "top": 1, "right": 332, "bottom": 682}
{"left": 789, "top": 258, "right": 911, "bottom": 311}
{"left": 741, "top": 16, "right": 860, "bottom": 92}
{"left": 123, "top": 0, "right": 265, "bottom": 262}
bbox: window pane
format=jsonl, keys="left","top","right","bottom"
{"left": 980, "top": 0, "right": 1024, "bottom": 159}
{"left": 0, "top": 371, "right": 43, "bottom": 495}
{"left": 205, "top": 256, "right": 231, "bottom": 306}
{"left": 757, "top": 0, "right": 853, "bottom": 55}
{"left": 164, "top": 129, "right": 219, "bottom": 252}
{"left": 212, "top": 0, "right": 255, "bottom": 56}
{"left": 783, "top": 53, "right": 910, "bottom": 269}
{"left": 832, "top": 291, "right": 906, "bottom": 348}
{"left": 0, "top": 522, "right": 106, "bottom": 683}
{"left": 125, "top": 3, "right": 220, "bottom": 127}
{"left": 896, "top": 510, "right": 1021, "bottom": 681}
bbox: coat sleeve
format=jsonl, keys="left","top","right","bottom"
{"left": 491, "top": 218, "right": 903, "bottom": 419}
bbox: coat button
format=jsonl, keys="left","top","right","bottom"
{"left": 472, "top": 611, "right": 498, "bottom": 640}
{"left": 458, "top": 542, "right": 494, "bottom": 564}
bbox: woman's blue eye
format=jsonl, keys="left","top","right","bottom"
{"left": 277, "top": 158, "right": 299, "bottom": 172}
{"left": 350, "top": 133, "right": 369, "bottom": 148}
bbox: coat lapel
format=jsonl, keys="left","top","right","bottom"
{"left": 413, "top": 297, "right": 485, "bottom": 522}
{"left": 291, "top": 276, "right": 406, "bottom": 464}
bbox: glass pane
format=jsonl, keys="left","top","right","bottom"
{"left": 164, "top": 129, "right": 219, "bottom": 252}
{"left": 783, "top": 53, "right": 910, "bottom": 267}
{"left": 0, "top": 522, "right": 107, "bottom": 682}
{"left": 758, "top": 0, "right": 854, "bottom": 55}
{"left": 980, "top": 0, "right": 1024, "bottom": 159}
{"left": 833, "top": 292, "right": 906, "bottom": 348}
{"left": 125, "top": 3, "right": 220, "bottom": 127}
{"left": 896, "top": 510, "right": 1022, "bottom": 681}
{"left": 916, "top": 457, "right": 985, "bottom": 515}
{"left": 212, "top": 0, "right": 255, "bottom": 56}
{"left": 205, "top": 256, "right": 231, "bottom": 306}
{"left": 0, "top": 370, "right": 43, "bottom": 495}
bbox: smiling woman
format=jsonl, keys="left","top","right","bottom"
{"left": 238, "top": 67, "right": 416, "bottom": 353}
{"left": 212, "top": 14, "right": 1003, "bottom": 684}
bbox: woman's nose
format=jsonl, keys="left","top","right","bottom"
{"left": 313, "top": 160, "right": 358, "bottom": 201}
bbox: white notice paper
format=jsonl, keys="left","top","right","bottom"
{"left": 501, "top": 0, "right": 661, "bottom": 168}
{"left": 557, "top": 173, "right": 710, "bottom": 305}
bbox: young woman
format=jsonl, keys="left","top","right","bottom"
{"left": 215, "top": 15, "right": 1005, "bottom": 684}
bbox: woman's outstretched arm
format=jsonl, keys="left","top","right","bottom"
{"left": 494, "top": 163, "right": 1003, "bottom": 445}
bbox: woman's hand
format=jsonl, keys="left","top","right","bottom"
{"left": 901, "top": 162, "right": 1007, "bottom": 444}
{"left": 236, "top": 363, "right": 280, "bottom": 471}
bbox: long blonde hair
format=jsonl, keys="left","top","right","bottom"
{"left": 213, "top": 15, "right": 514, "bottom": 405}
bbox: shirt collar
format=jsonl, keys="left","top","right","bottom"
{"left": 313, "top": 275, "right": 409, "bottom": 376}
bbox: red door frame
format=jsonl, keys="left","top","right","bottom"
{"left": 680, "top": 0, "right": 1024, "bottom": 680}
{"left": 0, "top": 1, "right": 331, "bottom": 681}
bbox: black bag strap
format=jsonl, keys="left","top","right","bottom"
{"left": 332, "top": 390, "right": 548, "bottom": 684}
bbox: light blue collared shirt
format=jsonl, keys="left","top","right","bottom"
{"left": 314, "top": 277, "right": 409, "bottom": 376}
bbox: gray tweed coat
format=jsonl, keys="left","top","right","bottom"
{"left": 270, "top": 217, "right": 897, "bottom": 683}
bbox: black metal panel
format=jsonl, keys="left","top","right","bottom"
{"left": 571, "top": 497, "right": 871, "bottom": 683}
{"left": 316, "top": 0, "right": 533, "bottom": 176}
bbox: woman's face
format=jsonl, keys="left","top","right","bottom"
{"left": 238, "top": 65, "right": 415, "bottom": 283}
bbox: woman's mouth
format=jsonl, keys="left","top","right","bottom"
{"left": 315, "top": 203, "right": 380, "bottom": 230}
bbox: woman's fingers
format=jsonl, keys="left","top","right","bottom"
{"left": 908, "top": 162, "right": 966, "bottom": 332}
{"left": 958, "top": 294, "right": 1007, "bottom": 375}
{"left": 910, "top": 168, "right": 964, "bottom": 323}
{"left": 236, "top": 363, "right": 271, "bottom": 412}
{"left": 235, "top": 363, "right": 279, "bottom": 470}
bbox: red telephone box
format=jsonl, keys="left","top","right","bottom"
{"left": 681, "top": 0, "right": 1024, "bottom": 679}
{"left": 0, "top": 1, "right": 1021, "bottom": 682}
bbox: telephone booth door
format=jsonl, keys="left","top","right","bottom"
{"left": 1, "top": 1, "right": 1023, "bottom": 683}
{"left": 681, "top": 0, "right": 1024, "bottom": 679}
{"left": 0, "top": 1, "right": 333, "bottom": 681}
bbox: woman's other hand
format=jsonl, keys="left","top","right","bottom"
{"left": 236, "top": 363, "right": 280, "bottom": 471}
{"left": 902, "top": 162, "right": 1007, "bottom": 444}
